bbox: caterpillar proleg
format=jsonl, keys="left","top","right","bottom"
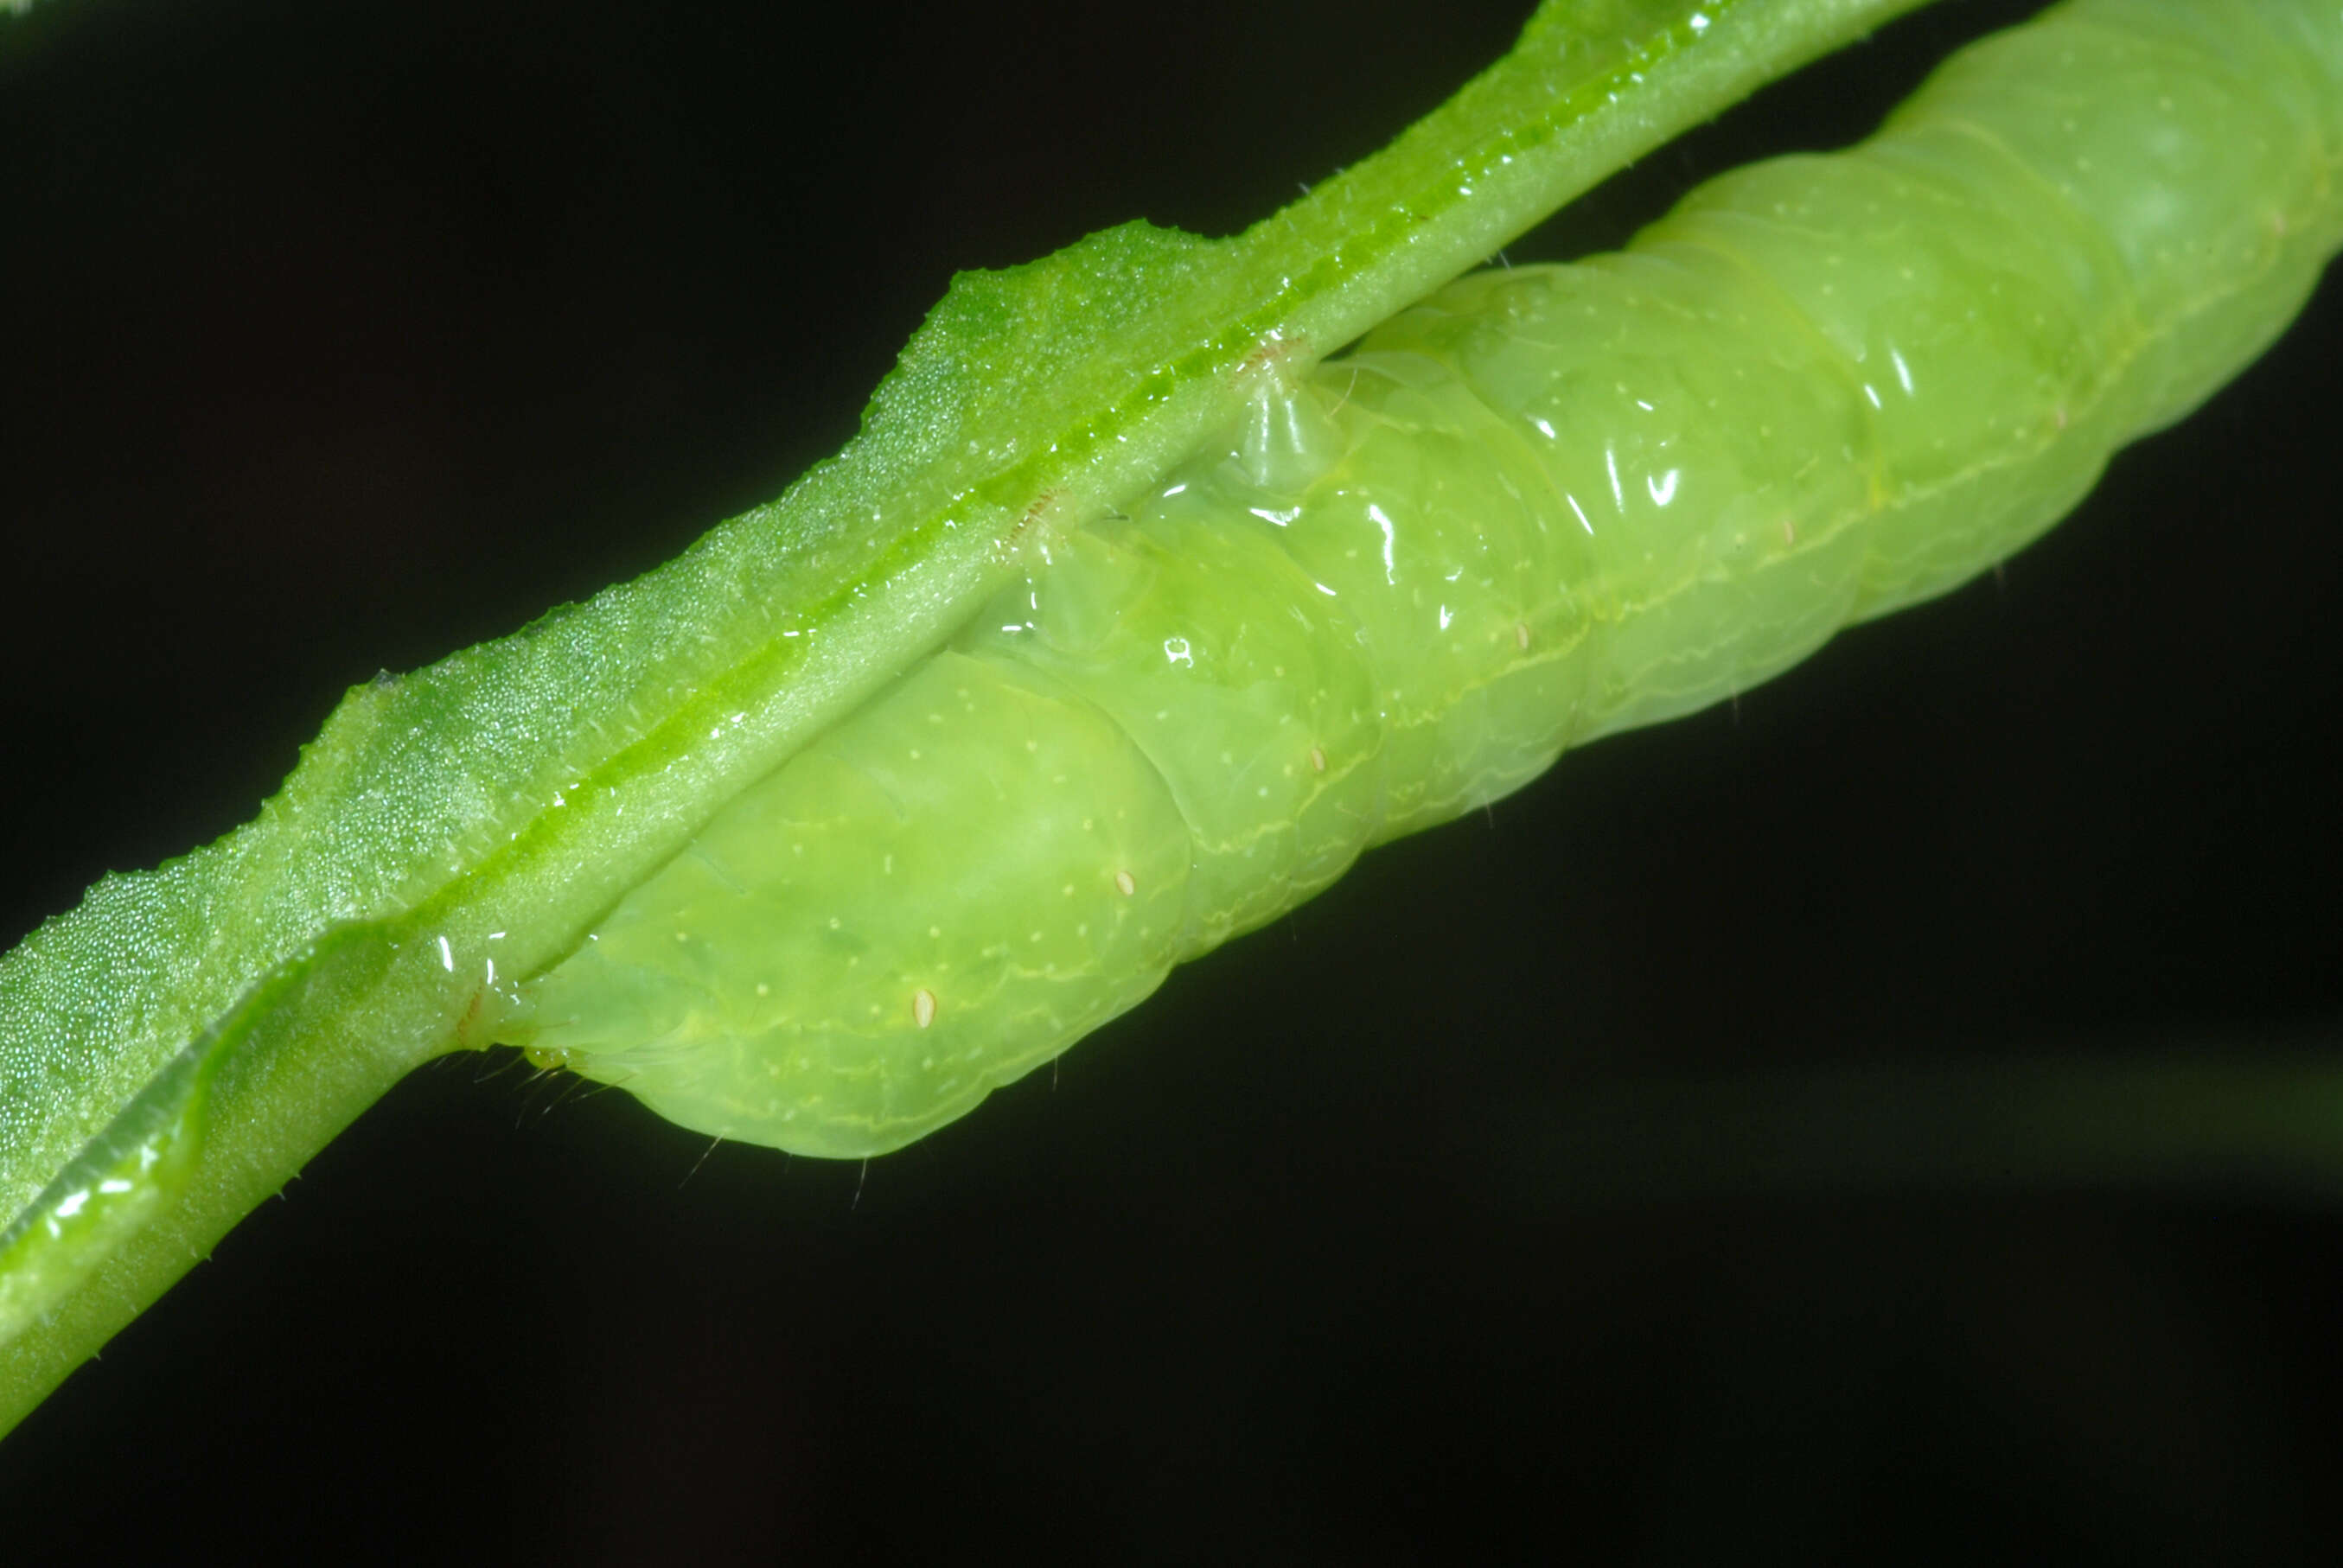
{"left": 505, "top": 0, "right": 2343, "bottom": 1157}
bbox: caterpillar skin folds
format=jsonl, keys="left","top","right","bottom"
{"left": 509, "top": 0, "right": 2343, "bottom": 1157}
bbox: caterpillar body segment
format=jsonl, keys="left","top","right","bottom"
{"left": 514, "top": 652, "right": 1197, "bottom": 1157}
{"left": 508, "top": 0, "right": 2343, "bottom": 1157}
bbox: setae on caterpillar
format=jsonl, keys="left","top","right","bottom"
{"left": 501, "top": 0, "right": 2343, "bottom": 1157}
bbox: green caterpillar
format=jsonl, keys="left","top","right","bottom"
{"left": 4, "top": 0, "right": 2343, "bottom": 1462}
{"left": 504, "top": 0, "right": 2343, "bottom": 1157}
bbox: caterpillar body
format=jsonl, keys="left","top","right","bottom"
{"left": 506, "top": 0, "right": 2343, "bottom": 1157}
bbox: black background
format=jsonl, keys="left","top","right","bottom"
{"left": 4, "top": 0, "right": 2341, "bottom": 1561}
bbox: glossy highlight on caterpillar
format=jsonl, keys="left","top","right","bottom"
{"left": 502, "top": 0, "right": 2343, "bottom": 1157}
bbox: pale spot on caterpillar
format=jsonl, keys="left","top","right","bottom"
{"left": 522, "top": 1043, "right": 572, "bottom": 1074}
{"left": 1232, "top": 328, "right": 1311, "bottom": 384}
{"left": 1309, "top": 746, "right": 1327, "bottom": 774}
{"left": 1515, "top": 622, "right": 1530, "bottom": 652}
{"left": 998, "top": 487, "right": 1066, "bottom": 564}
{"left": 913, "top": 990, "right": 938, "bottom": 1029}
{"left": 450, "top": 979, "right": 501, "bottom": 1053}
{"left": 1114, "top": 870, "right": 1137, "bottom": 897}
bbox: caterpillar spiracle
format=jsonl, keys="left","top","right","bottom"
{"left": 498, "top": 0, "right": 2343, "bottom": 1157}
